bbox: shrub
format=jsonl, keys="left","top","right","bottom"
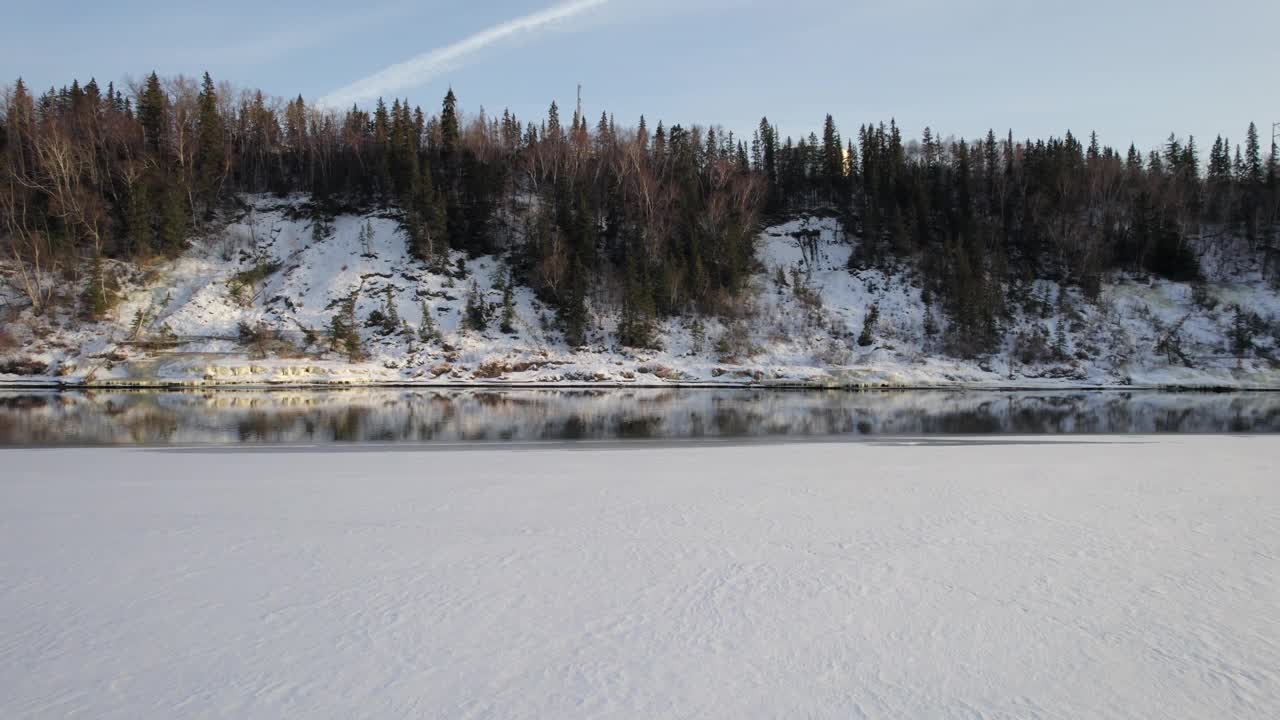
{"left": 228, "top": 259, "right": 282, "bottom": 306}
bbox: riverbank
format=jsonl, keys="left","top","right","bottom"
{"left": 4, "top": 199, "right": 1279, "bottom": 394}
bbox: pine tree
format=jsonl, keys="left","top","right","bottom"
{"left": 138, "top": 72, "right": 166, "bottom": 154}
{"left": 1266, "top": 138, "right": 1279, "bottom": 189}
{"left": 689, "top": 315, "right": 706, "bottom": 355}
{"left": 619, "top": 258, "right": 655, "bottom": 348}
{"left": 1231, "top": 306, "right": 1256, "bottom": 356}
{"left": 359, "top": 220, "right": 374, "bottom": 257}
{"left": 1245, "top": 122, "right": 1263, "bottom": 184}
{"left": 821, "top": 114, "right": 843, "bottom": 196}
{"left": 1208, "top": 136, "right": 1228, "bottom": 181}
{"left": 418, "top": 301, "right": 441, "bottom": 343}
{"left": 858, "top": 304, "right": 879, "bottom": 347}
{"left": 563, "top": 259, "right": 589, "bottom": 347}
{"left": 439, "top": 88, "right": 460, "bottom": 159}
{"left": 636, "top": 115, "right": 648, "bottom": 152}
{"left": 381, "top": 285, "right": 400, "bottom": 334}
{"left": 329, "top": 290, "right": 363, "bottom": 361}
{"left": 499, "top": 269, "right": 517, "bottom": 334}
{"left": 1126, "top": 144, "right": 1143, "bottom": 175}
{"left": 80, "top": 252, "right": 119, "bottom": 320}
{"left": 158, "top": 184, "right": 187, "bottom": 255}
{"left": 463, "top": 279, "right": 487, "bottom": 331}
{"left": 1164, "top": 133, "right": 1182, "bottom": 172}
{"left": 1053, "top": 316, "right": 1070, "bottom": 361}
{"left": 195, "top": 72, "right": 224, "bottom": 216}
{"left": 1182, "top": 135, "right": 1199, "bottom": 179}
{"left": 408, "top": 160, "right": 448, "bottom": 261}
{"left": 127, "top": 180, "right": 154, "bottom": 257}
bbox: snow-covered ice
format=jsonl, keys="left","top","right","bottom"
{"left": 2, "top": 437, "right": 1278, "bottom": 718}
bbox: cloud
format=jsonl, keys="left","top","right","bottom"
{"left": 319, "top": 0, "right": 612, "bottom": 108}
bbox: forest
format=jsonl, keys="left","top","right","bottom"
{"left": 2, "top": 72, "right": 1278, "bottom": 356}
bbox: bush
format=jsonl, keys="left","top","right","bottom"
{"left": 1191, "top": 283, "right": 1217, "bottom": 311}
{"left": 237, "top": 321, "right": 301, "bottom": 359}
{"left": 715, "top": 319, "right": 758, "bottom": 362}
{"left": 228, "top": 259, "right": 282, "bottom": 306}
{"left": 1012, "top": 326, "right": 1055, "bottom": 365}
{"left": 80, "top": 254, "right": 121, "bottom": 320}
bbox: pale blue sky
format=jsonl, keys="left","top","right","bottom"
{"left": 4, "top": 0, "right": 1276, "bottom": 152}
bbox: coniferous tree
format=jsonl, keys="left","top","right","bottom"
{"left": 329, "top": 290, "right": 363, "bottom": 361}
{"left": 418, "top": 301, "right": 441, "bottom": 343}
{"left": 195, "top": 72, "right": 224, "bottom": 216}
{"left": 499, "top": 270, "right": 517, "bottom": 335}
{"left": 858, "top": 304, "right": 879, "bottom": 347}
{"left": 463, "top": 279, "right": 487, "bottom": 331}
{"left": 138, "top": 72, "right": 167, "bottom": 154}
{"left": 1245, "top": 122, "right": 1263, "bottom": 185}
{"left": 381, "top": 285, "right": 400, "bottom": 334}
{"left": 440, "top": 89, "right": 460, "bottom": 158}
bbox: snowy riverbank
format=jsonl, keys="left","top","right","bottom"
{"left": 3, "top": 437, "right": 1278, "bottom": 718}
{"left": 4, "top": 196, "right": 1279, "bottom": 389}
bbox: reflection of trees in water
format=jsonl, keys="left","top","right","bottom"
{"left": 0, "top": 389, "right": 1279, "bottom": 445}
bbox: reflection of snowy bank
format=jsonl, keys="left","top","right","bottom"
{"left": 1, "top": 388, "right": 1278, "bottom": 445}
{"left": 3, "top": 438, "right": 1278, "bottom": 718}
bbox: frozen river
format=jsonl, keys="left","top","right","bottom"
{"left": 2, "top": 436, "right": 1278, "bottom": 718}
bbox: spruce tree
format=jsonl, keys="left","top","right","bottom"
{"left": 1245, "top": 122, "right": 1263, "bottom": 184}
{"left": 463, "top": 279, "right": 487, "bottom": 331}
{"left": 158, "top": 184, "right": 188, "bottom": 255}
{"left": 329, "top": 290, "right": 363, "bottom": 360}
{"left": 619, "top": 258, "right": 655, "bottom": 348}
{"left": 440, "top": 89, "right": 460, "bottom": 158}
{"left": 821, "top": 114, "right": 843, "bottom": 196}
{"left": 381, "top": 286, "right": 400, "bottom": 334}
{"left": 80, "top": 252, "right": 118, "bottom": 320}
{"left": 858, "top": 304, "right": 879, "bottom": 347}
{"left": 563, "top": 259, "right": 589, "bottom": 347}
{"left": 195, "top": 72, "right": 224, "bottom": 216}
{"left": 138, "top": 72, "right": 166, "bottom": 154}
{"left": 127, "top": 180, "right": 153, "bottom": 257}
{"left": 419, "top": 301, "right": 441, "bottom": 343}
{"left": 499, "top": 270, "right": 517, "bottom": 335}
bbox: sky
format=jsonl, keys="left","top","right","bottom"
{"left": 3, "top": 0, "right": 1277, "bottom": 153}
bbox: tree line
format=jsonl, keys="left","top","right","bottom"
{"left": 2, "top": 73, "right": 1277, "bottom": 354}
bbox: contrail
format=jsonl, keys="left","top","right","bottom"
{"left": 319, "top": 0, "right": 612, "bottom": 108}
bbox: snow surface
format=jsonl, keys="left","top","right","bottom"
{"left": 3, "top": 197, "right": 1279, "bottom": 388}
{"left": 2, "top": 438, "right": 1279, "bottom": 718}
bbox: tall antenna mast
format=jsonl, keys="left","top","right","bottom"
{"left": 576, "top": 83, "right": 583, "bottom": 125}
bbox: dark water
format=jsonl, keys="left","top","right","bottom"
{"left": 0, "top": 388, "right": 1277, "bottom": 446}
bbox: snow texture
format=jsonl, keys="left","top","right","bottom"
{"left": 1, "top": 438, "right": 1278, "bottom": 718}
{"left": 3, "top": 197, "right": 1279, "bottom": 388}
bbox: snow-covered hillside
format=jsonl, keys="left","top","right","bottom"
{"left": 2, "top": 196, "right": 1278, "bottom": 388}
